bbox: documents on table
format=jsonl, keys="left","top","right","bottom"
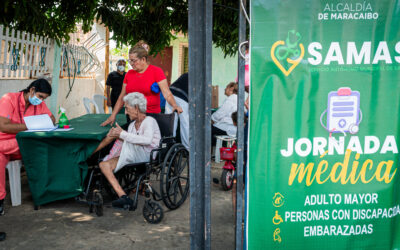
{"left": 23, "top": 114, "right": 58, "bottom": 131}
{"left": 23, "top": 114, "right": 74, "bottom": 132}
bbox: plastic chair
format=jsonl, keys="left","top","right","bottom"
{"left": 215, "top": 135, "right": 236, "bottom": 163}
{"left": 93, "top": 95, "right": 107, "bottom": 114}
{"left": 6, "top": 160, "right": 22, "bottom": 206}
{"left": 83, "top": 97, "right": 100, "bottom": 114}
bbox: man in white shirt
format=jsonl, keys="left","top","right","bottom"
{"left": 211, "top": 82, "right": 238, "bottom": 145}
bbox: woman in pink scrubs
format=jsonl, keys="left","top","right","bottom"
{"left": 0, "top": 79, "right": 55, "bottom": 216}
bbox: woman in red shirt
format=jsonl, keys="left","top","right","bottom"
{"left": 102, "top": 42, "right": 182, "bottom": 126}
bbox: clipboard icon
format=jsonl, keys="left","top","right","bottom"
{"left": 320, "top": 87, "right": 362, "bottom": 134}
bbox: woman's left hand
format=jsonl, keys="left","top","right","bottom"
{"left": 108, "top": 123, "right": 123, "bottom": 138}
{"left": 158, "top": 79, "right": 183, "bottom": 114}
{"left": 173, "top": 106, "right": 183, "bottom": 114}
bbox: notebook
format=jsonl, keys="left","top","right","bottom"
{"left": 23, "top": 114, "right": 58, "bottom": 132}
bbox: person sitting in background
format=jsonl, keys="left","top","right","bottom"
{"left": 95, "top": 92, "right": 161, "bottom": 209}
{"left": 106, "top": 59, "right": 126, "bottom": 109}
{"left": 165, "top": 73, "right": 189, "bottom": 149}
{"left": 211, "top": 82, "right": 238, "bottom": 146}
{"left": 0, "top": 79, "right": 55, "bottom": 216}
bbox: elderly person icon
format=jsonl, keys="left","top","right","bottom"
{"left": 95, "top": 92, "right": 161, "bottom": 209}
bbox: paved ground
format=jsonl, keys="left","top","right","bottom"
{"left": 0, "top": 163, "right": 235, "bottom": 250}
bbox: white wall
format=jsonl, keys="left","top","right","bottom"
{"left": 0, "top": 79, "right": 32, "bottom": 97}
{"left": 93, "top": 22, "right": 107, "bottom": 93}
{"left": 0, "top": 79, "right": 57, "bottom": 110}
{"left": 56, "top": 78, "right": 102, "bottom": 119}
{"left": 0, "top": 21, "right": 108, "bottom": 121}
{"left": 0, "top": 78, "right": 102, "bottom": 120}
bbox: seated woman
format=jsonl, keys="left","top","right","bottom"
{"left": 0, "top": 79, "right": 55, "bottom": 215}
{"left": 97, "top": 92, "right": 161, "bottom": 209}
{"left": 211, "top": 82, "right": 238, "bottom": 146}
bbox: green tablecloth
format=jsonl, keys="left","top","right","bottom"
{"left": 16, "top": 114, "right": 126, "bottom": 206}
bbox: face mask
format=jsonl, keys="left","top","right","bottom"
{"left": 117, "top": 65, "right": 125, "bottom": 72}
{"left": 29, "top": 93, "right": 42, "bottom": 105}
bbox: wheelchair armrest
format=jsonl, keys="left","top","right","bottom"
{"left": 150, "top": 148, "right": 162, "bottom": 164}
{"left": 160, "top": 136, "right": 176, "bottom": 145}
{"left": 148, "top": 136, "right": 177, "bottom": 165}
{"left": 123, "top": 162, "right": 147, "bottom": 168}
{"left": 161, "top": 136, "right": 175, "bottom": 141}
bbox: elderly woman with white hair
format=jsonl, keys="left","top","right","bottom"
{"left": 96, "top": 92, "right": 161, "bottom": 209}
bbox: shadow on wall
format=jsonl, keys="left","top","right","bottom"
{"left": 57, "top": 78, "right": 104, "bottom": 119}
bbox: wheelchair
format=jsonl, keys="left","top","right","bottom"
{"left": 77, "top": 112, "right": 189, "bottom": 223}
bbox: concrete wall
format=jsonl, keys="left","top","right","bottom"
{"left": 54, "top": 21, "right": 107, "bottom": 119}
{"left": 211, "top": 46, "right": 238, "bottom": 104}
{"left": 0, "top": 79, "right": 32, "bottom": 97}
{"left": 93, "top": 23, "right": 107, "bottom": 92}
{"left": 0, "top": 22, "right": 107, "bottom": 121}
{"left": 0, "top": 79, "right": 55, "bottom": 111}
{"left": 56, "top": 78, "right": 102, "bottom": 119}
{"left": 0, "top": 78, "right": 102, "bottom": 120}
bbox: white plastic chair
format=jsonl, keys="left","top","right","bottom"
{"left": 6, "top": 160, "right": 22, "bottom": 206}
{"left": 214, "top": 135, "right": 236, "bottom": 163}
{"left": 83, "top": 97, "right": 100, "bottom": 114}
{"left": 92, "top": 94, "right": 107, "bottom": 114}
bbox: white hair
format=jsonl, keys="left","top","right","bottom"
{"left": 123, "top": 92, "right": 147, "bottom": 113}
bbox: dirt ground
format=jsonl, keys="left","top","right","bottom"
{"left": 0, "top": 163, "right": 236, "bottom": 250}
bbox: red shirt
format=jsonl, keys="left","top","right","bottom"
{"left": 124, "top": 65, "right": 166, "bottom": 113}
{"left": 0, "top": 92, "right": 52, "bottom": 140}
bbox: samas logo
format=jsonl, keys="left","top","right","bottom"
{"left": 271, "top": 30, "right": 305, "bottom": 76}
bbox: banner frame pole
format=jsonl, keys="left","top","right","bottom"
{"left": 236, "top": 0, "right": 247, "bottom": 249}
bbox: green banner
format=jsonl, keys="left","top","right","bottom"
{"left": 247, "top": 1, "right": 400, "bottom": 249}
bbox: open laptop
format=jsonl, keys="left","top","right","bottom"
{"left": 23, "top": 114, "right": 58, "bottom": 132}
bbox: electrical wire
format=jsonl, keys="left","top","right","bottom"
{"left": 240, "top": 0, "right": 250, "bottom": 24}
{"left": 63, "top": 47, "right": 72, "bottom": 95}
{"left": 65, "top": 47, "right": 77, "bottom": 99}
{"left": 238, "top": 41, "right": 249, "bottom": 59}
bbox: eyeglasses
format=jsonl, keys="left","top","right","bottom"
{"left": 128, "top": 58, "right": 140, "bottom": 64}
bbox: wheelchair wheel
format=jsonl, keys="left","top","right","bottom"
{"left": 161, "top": 144, "right": 189, "bottom": 210}
{"left": 94, "top": 190, "right": 103, "bottom": 217}
{"left": 143, "top": 200, "right": 163, "bottom": 224}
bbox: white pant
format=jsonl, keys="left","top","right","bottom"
{"left": 115, "top": 142, "right": 149, "bottom": 173}
{"left": 165, "top": 96, "right": 189, "bottom": 149}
